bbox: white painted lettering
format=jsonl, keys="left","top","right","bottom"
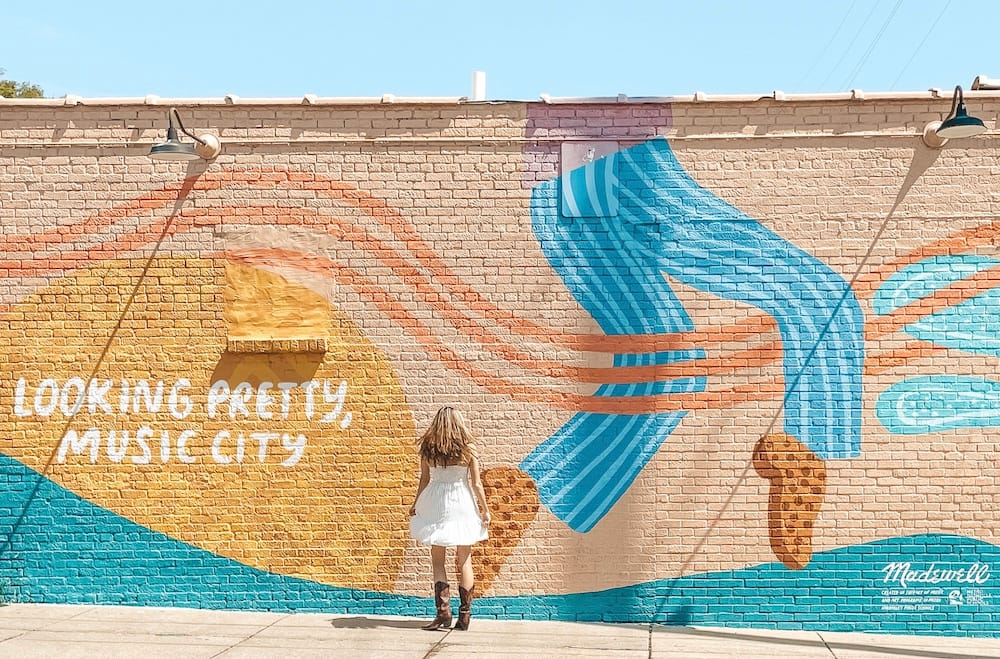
{"left": 132, "top": 426, "right": 152, "bottom": 464}
{"left": 321, "top": 380, "right": 347, "bottom": 423}
{"left": 211, "top": 430, "right": 232, "bottom": 464}
{"left": 13, "top": 378, "right": 32, "bottom": 417}
{"left": 107, "top": 429, "right": 128, "bottom": 463}
{"left": 87, "top": 379, "right": 114, "bottom": 415}
{"left": 132, "top": 380, "right": 164, "bottom": 414}
{"left": 35, "top": 379, "right": 59, "bottom": 417}
{"left": 277, "top": 382, "right": 296, "bottom": 419}
{"left": 206, "top": 380, "right": 230, "bottom": 419}
{"left": 57, "top": 428, "right": 100, "bottom": 463}
{"left": 59, "top": 377, "right": 86, "bottom": 417}
{"left": 168, "top": 378, "right": 192, "bottom": 420}
{"left": 250, "top": 432, "right": 277, "bottom": 462}
{"left": 281, "top": 433, "right": 307, "bottom": 467}
{"left": 176, "top": 429, "right": 197, "bottom": 464}
{"left": 255, "top": 382, "right": 274, "bottom": 420}
{"left": 230, "top": 382, "right": 253, "bottom": 419}
{"left": 303, "top": 380, "right": 320, "bottom": 419}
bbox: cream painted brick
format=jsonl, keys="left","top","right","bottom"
{"left": 3, "top": 96, "right": 1000, "bottom": 605}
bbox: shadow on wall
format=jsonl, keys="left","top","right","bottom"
{"left": 210, "top": 352, "right": 325, "bottom": 395}
{"left": 8, "top": 104, "right": 530, "bottom": 160}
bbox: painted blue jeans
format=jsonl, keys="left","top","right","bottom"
{"left": 520, "top": 137, "right": 864, "bottom": 532}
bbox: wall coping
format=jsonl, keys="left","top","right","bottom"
{"left": 4, "top": 88, "right": 1000, "bottom": 108}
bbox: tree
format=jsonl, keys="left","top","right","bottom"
{"left": 0, "top": 68, "right": 43, "bottom": 98}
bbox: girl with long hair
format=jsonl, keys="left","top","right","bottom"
{"left": 408, "top": 407, "right": 490, "bottom": 630}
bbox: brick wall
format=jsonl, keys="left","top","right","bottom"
{"left": 2, "top": 95, "right": 1000, "bottom": 633}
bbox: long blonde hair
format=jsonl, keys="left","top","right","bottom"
{"left": 417, "top": 407, "right": 475, "bottom": 466}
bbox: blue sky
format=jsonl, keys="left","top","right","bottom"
{"left": 4, "top": 0, "right": 999, "bottom": 99}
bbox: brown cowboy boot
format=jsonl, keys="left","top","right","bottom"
{"left": 453, "top": 585, "right": 474, "bottom": 630}
{"left": 752, "top": 432, "right": 826, "bottom": 570}
{"left": 421, "top": 581, "right": 452, "bottom": 630}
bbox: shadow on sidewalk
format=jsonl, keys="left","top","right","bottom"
{"left": 330, "top": 616, "right": 426, "bottom": 630}
{"left": 661, "top": 626, "right": 991, "bottom": 659}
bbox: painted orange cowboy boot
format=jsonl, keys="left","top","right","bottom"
{"left": 474, "top": 467, "right": 540, "bottom": 593}
{"left": 752, "top": 432, "right": 827, "bottom": 569}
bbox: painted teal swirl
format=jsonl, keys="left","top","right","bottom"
{"left": 872, "top": 254, "right": 1000, "bottom": 356}
{"left": 876, "top": 375, "right": 1000, "bottom": 434}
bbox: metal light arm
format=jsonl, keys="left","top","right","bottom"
{"left": 169, "top": 107, "right": 210, "bottom": 148}
{"left": 946, "top": 85, "right": 963, "bottom": 121}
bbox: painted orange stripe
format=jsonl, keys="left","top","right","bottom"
{"left": 4, "top": 168, "right": 998, "bottom": 408}
{"left": 854, "top": 219, "right": 1000, "bottom": 299}
{"left": 4, "top": 202, "right": 994, "bottom": 395}
{"left": 9, "top": 168, "right": 999, "bottom": 350}
{"left": 0, "top": 166, "right": 779, "bottom": 356}
{"left": 223, "top": 176, "right": 1000, "bottom": 360}
{"left": 231, "top": 244, "right": 988, "bottom": 407}
{"left": 865, "top": 264, "right": 1000, "bottom": 339}
{"left": 226, "top": 248, "right": 785, "bottom": 414}
{"left": 0, "top": 178, "right": 198, "bottom": 250}
{"left": 153, "top": 173, "right": 1000, "bottom": 358}
{"left": 222, "top": 244, "right": 784, "bottom": 387}
{"left": 103, "top": 199, "right": 1000, "bottom": 381}
{"left": 579, "top": 340, "right": 784, "bottom": 383}
{"left": 0, "top": 202, "right": 783, "bottom": 385}
{"left": 229, "top": 172, "right": 783, "bottom": 353}
{"left": 865, "top": 340, "right": 947, "bottom": 376}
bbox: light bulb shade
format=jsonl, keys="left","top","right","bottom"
{"left": 148, "top": 108, "right": 222, "bottom": 161}
{"left": 149, "top": 139, "right": 201, "bottom": 161}
{"left": 936, "top": 107, "right": 987, "bottom": 138}
{"left": 935, "top": 86, "right": 988, "bottom": 139}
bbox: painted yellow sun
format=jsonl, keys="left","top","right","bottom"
{"left": 0, "top": 257, "right": 416, "bottom": 591}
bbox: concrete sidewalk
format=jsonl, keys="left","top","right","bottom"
{"left": 1, "top": 603, "right": 999, "bottom": 658}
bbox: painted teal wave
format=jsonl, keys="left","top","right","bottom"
{"left": 0, "top": 453, "right": 425, "bottom": 615}
{"left": 876, "top": 375, "right": 1000, "bottom": 434}
{"left": 2, "top": 453, "right": 999, "bottom": 636}
{"left": 872, "top": 254, "right": 1000, "bottom": 356}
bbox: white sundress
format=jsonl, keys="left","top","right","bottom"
{"left": 409, "top": 464, "right": 489, "bottom": 546}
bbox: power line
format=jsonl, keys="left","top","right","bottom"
{"left": 841, "top": 0, "right": 905, "bottom": 90}
{"left": 889, "top": 0, "right": 953, "bottom": 90}
{"left": 793, "top": 0, "right": 860, "bottom": 92}
{"left": 818, "top": 0, "right": 884, "bottom": 90}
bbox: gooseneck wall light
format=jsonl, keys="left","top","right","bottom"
{"left": 149, "top": 107, "right": 222, "bottom": 161}
{"left": 922, "top": 85, "right": 988, "bottom": 148}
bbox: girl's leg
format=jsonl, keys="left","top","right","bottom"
{"left": 430, "top": 545, "right": 448, "bottom": 583}
{"left": 423, "top": 545, "right": 453, "bottom": 630}
{"left": 454, "top": 545, "right": 475, "bottom": 630}
{"left": 455, "top": 545, "right": 474, "bottom": 589}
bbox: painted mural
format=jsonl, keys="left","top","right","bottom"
{"left": 521, "top": 137, "right": 861, "bottom": 572}
{"left": 873, "top": 254, "right": 1000, "bottom": 434}
{"left": 2, "top": 128, "right": 1000, "bottom": 635}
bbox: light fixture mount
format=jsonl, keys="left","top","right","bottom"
{"left": 923, "top": 85, "right": 987, "bottom": 147}
{"left": 149, "top": 108, "right": 222, "bottom": 161}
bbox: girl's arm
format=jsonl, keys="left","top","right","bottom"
{"left": 468, "top": 452, "right": 491, "bottom": 524}
{"left": 408, "top": 456, "right": 430, "bottom": 517}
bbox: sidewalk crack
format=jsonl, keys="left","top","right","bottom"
{"left": 422, "top": 628, "right": 452, "bottom": 658}
{"left": 207, "top": 612, "right": 291, "bottom": 659}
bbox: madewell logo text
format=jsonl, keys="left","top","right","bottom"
{"left": 881, "top": 562, "right": 991, "bottom": 589}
